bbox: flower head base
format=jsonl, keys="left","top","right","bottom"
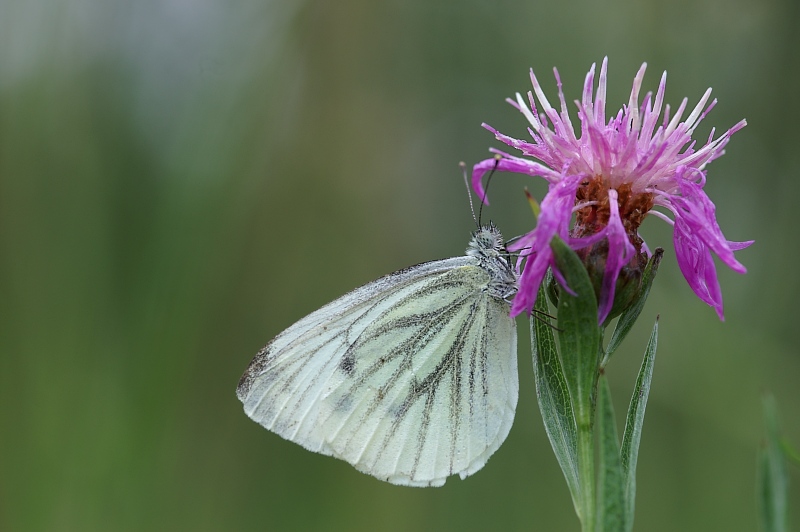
{"left": 474, "top": 58, "right": 752, "bottom": 322}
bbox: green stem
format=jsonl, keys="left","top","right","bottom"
{"left": 577, "top": 417, "right": 596, "bottom": 531}
{"left": 577, "top": 340, "right": 603, "bottom": 532}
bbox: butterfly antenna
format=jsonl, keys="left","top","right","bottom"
{"left": 460, "top": 162, "right": 479, "bottom": 229}
{"left": 505, "top": 235, "right": 526, "bottom": 248}
{"left": 477, "top": 155, "right": 501, "bottom": 227}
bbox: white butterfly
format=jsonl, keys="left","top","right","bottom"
{"left": 236, "top": 223, "right": 519, "bottom": 487}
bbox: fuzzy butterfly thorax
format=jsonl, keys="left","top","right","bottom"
{"left": 466, "top": 223, "right": 518, "bottom": 301}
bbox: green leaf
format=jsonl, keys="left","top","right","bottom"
{"left": 620, "top": 319, "right": 658, "bottom": 532}
{"left": 597, "top": 375, "right": 625, "bottom": 532}
{"left": 549, "top": 237, "right": 603, "bottom": 531}
{"left": 758, "top": 394, "right": 789, "bottom": 532}
{"left": 603, "top": 249, "right": 663, "bottom": 367}
{"left": 550, "top": 236, "right": 602, "bottom": 426}
{"left": 530, "top": 284, "right": 581, "bottom": 509}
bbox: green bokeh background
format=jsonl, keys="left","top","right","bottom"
{"left": 2, "top": 1, "right": 798, "bottom": 530}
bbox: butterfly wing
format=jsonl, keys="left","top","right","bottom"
{"left": 237, "top": 257, "right": 518, "bottom": 487}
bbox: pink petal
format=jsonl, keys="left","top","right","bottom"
{"left": 507, "top": 175, "right": 584, "bottom": 316}
{"left": 597, "top": 190, "right": 636, "bottom": 324}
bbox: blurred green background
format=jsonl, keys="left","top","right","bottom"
{"left": 1, "top": 0, "right": 798, "bottom": 530}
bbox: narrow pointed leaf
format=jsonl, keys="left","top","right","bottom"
{"left": 620, "top": 319, "right": 658, "bottom": 532}
{"left": 758, "top": 394, "right": 789, "bottom": 532}
{"left": 550, "top": 237, "right": 603, "bottom": 531}
{"left": 530, "top": 285, "right": 581, "bottom": 508}
{"left": 551, "top": 236, "right": 601, "bottom": 426}
{"left": 597, "top": 375, "right": 626, "bottom": 532}
{"left": 604, "top": 248, "right": 663, "bottom": 365}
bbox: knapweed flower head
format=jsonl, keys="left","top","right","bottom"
{"left": 473, "top": 58, "right": 752, "bottom": 323}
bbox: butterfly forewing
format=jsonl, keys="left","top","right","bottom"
{"left": 238, "top": 226, "right": 518, "bottom": 487}
{"left": 237, "top": 258, "right": 467, "bottom": 427}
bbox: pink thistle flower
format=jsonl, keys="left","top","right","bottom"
{"left": 473, "top": 58, "right": 752, "bottom": 322}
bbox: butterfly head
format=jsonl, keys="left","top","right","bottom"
{"left": 467, "top": 222, "right": 505, "bottom": 259}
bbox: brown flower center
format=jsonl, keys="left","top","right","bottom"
{"left": 572, "top": 175, "right": 654, "bottom": 251}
